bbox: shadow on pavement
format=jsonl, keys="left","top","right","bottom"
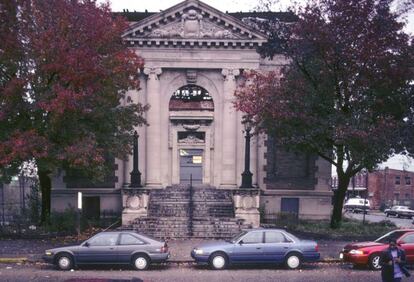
{"left": 64, "top": 279, "right": 144, "bottom": 282}
{"left": 194, "top": 263, "right": 320, "bottom": 271}
{"left": 41, "top": 263, "right": 170, "bottom": 272}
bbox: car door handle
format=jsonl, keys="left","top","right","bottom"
{"left": 256, "top": 247, "right": 261, "bottom": 249}
{"left": 283, "top": 247, "right": 289, "bottom": 249}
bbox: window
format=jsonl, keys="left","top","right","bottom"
{"left": 119, "top": 234, "right": 144, "bottom": 245}
{"left": 400, "top": 234, "right": 414, "bottom": 244}
{"left": 169, "top": 85, "right": 214, "bottom": 111}
{"left": 88, "top": 233, "right": 118, "bottom": 246}
{"left": 265, "top": 232, "right": 292, "bottom": 243}
{"left": 240, "top": 232, "right": 263, "bottom": 244}
{"left": 395, "top": 176, "right": 401, "bottom": 185}
{"left": 405, "top": 177, "right": 411, "bottom": 185}
{"left": 375, "top": 231, "right": 407, "bottom": 244}
{"left": 405, "top": 193, "right": 410, "bottom": 199}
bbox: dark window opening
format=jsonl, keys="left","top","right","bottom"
{"left": 405, "top": 177, "right": 411, "bottom": 185}
{"left": 83, "top": 196, "right": 100, "bottom": 220}
{"left": 178, "top": 131, "right": 205, "bottom": 142}
{"left": 169, "top": 85, "right": 214, "bottom": 111}
{"left": 395, "top": 176, "right": 401, "bottom": 185}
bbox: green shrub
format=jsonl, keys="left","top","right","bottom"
{"left": 46, "top": 207, "right": 78, "bottom": 234}
{"left": 295, "top": 218, "right": 395, "bottom": 238}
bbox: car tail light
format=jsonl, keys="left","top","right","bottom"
{"left": 315, "top": 244, "right": 319, "bottom": 252}
{"left": 161, "top": 242, "right": 168, "bottom": 253}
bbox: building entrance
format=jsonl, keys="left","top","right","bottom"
{"left": 180, "top": 149, "right": 203, "bottom": 184}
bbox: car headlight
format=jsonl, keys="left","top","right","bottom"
{"left": 349, "top": 249, "right": 364, "bottom": 255}
{"left": 45, "top": 251, "right": 53, "bottom": 256}
{"left": 194, "top": 248, "right": 204, "bottom": 255}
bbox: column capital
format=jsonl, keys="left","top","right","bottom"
{"left": 222, "top": 68, "right": 240, "bottom": 81}
{"left": 143, "top": 67, "right": 162, "bottom": 78}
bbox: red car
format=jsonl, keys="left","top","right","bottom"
{"left": 340, "top": 229, "right": 414, "bottom": 270}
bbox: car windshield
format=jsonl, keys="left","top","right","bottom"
{"left": 375, "top": 231, "right": 407, "bottom": 244}
{"left": 229, "top": 231, "right": 248, "bottom": 243}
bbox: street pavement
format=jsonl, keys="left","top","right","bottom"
{"left": 0, "top": 262, "right": 394, "bottom": 282}
{"left": 345, "top": 211, "right": 414, "bottom": 228}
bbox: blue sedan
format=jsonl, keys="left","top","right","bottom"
{"left": 191, "top": 228, "right": 320, "bottom": 270}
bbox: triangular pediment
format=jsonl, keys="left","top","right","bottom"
{"left": 123, "top": 0, "right": 267, "bottom": 48}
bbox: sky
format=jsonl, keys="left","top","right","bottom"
{"left": 103, "top": 0, "right": 414, "bottom": 33}
{"left": 104, "top": 0, "right": 414, "bottom": 172}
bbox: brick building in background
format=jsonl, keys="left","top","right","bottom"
{"left": 332, "top": 168, "right": 414, "bottom": 210}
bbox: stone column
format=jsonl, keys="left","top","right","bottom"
{"left": 221, "top": 69, "right": 240, "bottom": 188}
{"left": 143, "top": 67, "right": 162, "bottom": 187}
{"left": 171, "top": 127, "right": 179, "bottom": 184}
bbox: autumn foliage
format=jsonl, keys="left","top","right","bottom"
{"left": 235, "top": 0, "right": 413, "bottom": 227}
{"left": 0, "top": 0, "right": 146, "bottom": 222}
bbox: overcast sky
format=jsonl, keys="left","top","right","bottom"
{"left": 103, "top": 0, "right": 413, "bottom": 33}
{"left": 103, "top": 0, "right": 414, "bottom": 172}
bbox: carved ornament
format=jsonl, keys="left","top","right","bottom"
{"left": 148, "top": 9, "right": 238, "bottom": 39}
{"left": 179, "top": 134, "right": 204, "bottom": 144}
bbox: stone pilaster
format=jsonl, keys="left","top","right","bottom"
{"left": 143, "top": 67, "right": 162, "bottom": 187}
{"left": 221, "top": 68, "right": 240, "bottom": 188}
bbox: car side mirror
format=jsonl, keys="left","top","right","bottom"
{"left": 239, "top": 240, "right": 243, "bottom": 245}
{"left": 83, "top": 242, "right": 90, "bottom": 247}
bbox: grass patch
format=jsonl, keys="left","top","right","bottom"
{"left": 265, "top": 213, "right": 397, "bottom": 240}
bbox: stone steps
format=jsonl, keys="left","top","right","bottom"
{"left": 130, "top": 185, "right": 250, "bottom": 239}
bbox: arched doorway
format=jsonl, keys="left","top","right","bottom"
{"left": 169, "top": 85, "right": 214, "bottom": 185}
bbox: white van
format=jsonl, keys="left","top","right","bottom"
{"left": 344, "top": 197, "right": 371, "bottom": 213}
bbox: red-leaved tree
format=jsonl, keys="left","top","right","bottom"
{"left": 0, "top": 0, "right": 146, "bottom": 223}
{"left": 235, "top": 0, "right": 413, "bottom": 228}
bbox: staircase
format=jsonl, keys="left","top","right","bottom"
{"left": 129, "top": 185, "right": 250, "bottom": 239}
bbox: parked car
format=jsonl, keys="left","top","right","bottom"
{"left": 344, "top": 197, "right": 370, "bottom": 213}
{"left": 340, "top": 229, "right": 414, "bottom": 270}
{"left": 384, "top": 206, "right": 414, "bottom": 218}
{"left": 43, "top": 231, "right": 169, "bottom": 270}
{"left": 191, "top": 228, "right": 320, "bottom": 270}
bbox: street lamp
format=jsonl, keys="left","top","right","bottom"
{"left": 130, "top": 131, "right": 142, "bottom": 187}
{"left": 240, "top": 116, "right": 253, "bottom": 188}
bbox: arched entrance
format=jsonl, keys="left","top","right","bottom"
{"left": 169, "top": 85, "right": 214, "bottom": 185}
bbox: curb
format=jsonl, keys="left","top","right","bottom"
{"left": 0, "top": 257, "right": 28, "bottom": 263}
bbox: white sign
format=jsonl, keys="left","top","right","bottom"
{"left": 78, "top": 192, "right": 82, "bottom": 210}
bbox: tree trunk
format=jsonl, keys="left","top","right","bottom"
{"left": 38, "top": 170, "right": 51, "bottom": 224}
{"left": 330, "top": 175, "right": 351, "bottom": 228}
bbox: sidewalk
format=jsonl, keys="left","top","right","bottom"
{"left": 0, "top": 238, "right": 346, "bottom": 263}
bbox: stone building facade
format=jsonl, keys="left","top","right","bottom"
{"left": 50, "top": 0, "right": 332, "bottom": 232}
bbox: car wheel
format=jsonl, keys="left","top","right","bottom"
{"left": 285, "top": 253, "right": 302, "bottom": 270}
{"left": 56, "top": 253, "right": 74, "bottom": 271}
{"left": 132, "top": 254, "right": 150, "bottom": 270}
{"left": 369, "top": 253, "right": 382, "bottom": 270}
{"left": 209, "top": 252, "right": 228, "bottom": 270}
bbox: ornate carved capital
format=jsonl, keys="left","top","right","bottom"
{"left": 222, "top": 68, "right": 240, "bottom": 81}
{"left": 143, "top": 67, "right": 162, "bottom": 80}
